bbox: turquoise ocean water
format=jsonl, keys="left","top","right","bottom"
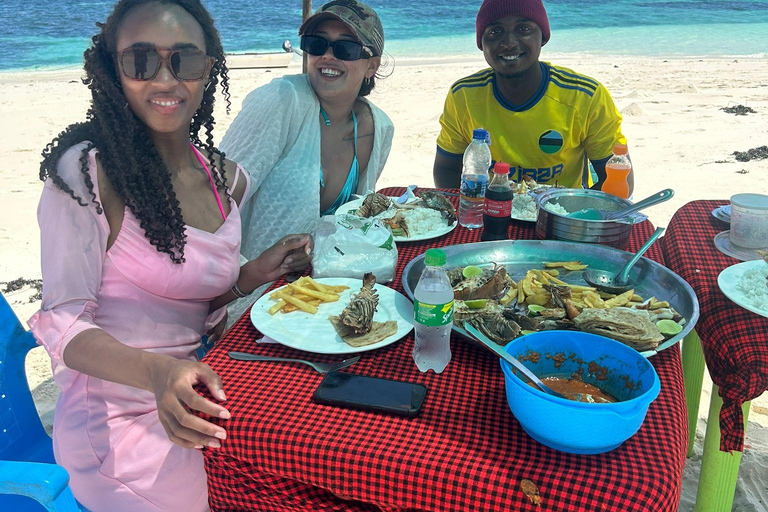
{"left": 0, "top": 0, "right": 767, "bottom": 71}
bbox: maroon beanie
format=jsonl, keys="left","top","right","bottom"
{"left": 476, "top": 0, "right": 550, "bottom": 49}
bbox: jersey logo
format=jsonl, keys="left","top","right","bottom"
{"left": 539, "top": 130, "right": 563, "bottom": 154}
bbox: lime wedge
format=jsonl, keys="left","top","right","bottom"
{"left": 465, "top": 299, "right": 488, "bottom": 309}
{"left": 462, "top": 265, "right": 483, "bottom": 278}
{"left": 656, "top": 319, "right": 682, "bottom": 336}
{"left": 521, "top": 330, "right": 537, "bottom": 336}
{"left": 528, "top": 304, "right": 546, "bottom": 314}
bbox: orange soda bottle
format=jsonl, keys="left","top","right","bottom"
{"left": 602, "top": 143, "right": 631, "bottom": 199}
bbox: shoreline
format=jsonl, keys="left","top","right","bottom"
{"left": 2, "top": 50, "right": 767, "bottom": 78}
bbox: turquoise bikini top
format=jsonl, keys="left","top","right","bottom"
{"left": 320, "top": 107, "right": 359, "bottom": 216}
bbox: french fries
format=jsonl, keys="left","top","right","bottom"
{"left": 267, "top": 277, "right": 349, "bottom": 315}
{"left": 508, "top": 264, "right": 649, "bottom": 313}
{"left": 544, "top": 261, "right": 589, "bottom": 271}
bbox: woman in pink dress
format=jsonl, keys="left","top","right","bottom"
{"left": 28, "top": 1, "right": 311, "bottom": 510}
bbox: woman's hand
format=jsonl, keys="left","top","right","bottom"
{"left": 150, "top": 357, "right": 230, "bottom": 449}
{"left": 241, "top": 234, "right": 313, "bottom": 289}
{"left": 205, "top": 311, "right": 228, "bottom": 344}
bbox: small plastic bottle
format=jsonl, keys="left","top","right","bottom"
{"left": 481, "top": 162, "right": 513, "bottom": 242}
{"left": 602, "top": 143, "right": 632, "bottom": 199}
{"left": 413, "top": 248, "right": 454, "bottom": 373}
{"left": 458, "top": 128, "right": 492, "bottom": 229}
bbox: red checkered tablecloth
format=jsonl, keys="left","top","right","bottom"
{"left": 662, "top": 200, "right": 768, "bottom": 452}
{"left": 201, "top": 188, "right": 687, "bottom": 512}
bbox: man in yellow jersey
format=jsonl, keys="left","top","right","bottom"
{"left": 433, "top": 0, "right": 632, "bottom": 193}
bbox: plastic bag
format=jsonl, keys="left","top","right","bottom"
{"left": 312, "top": 214, "right": 397, "bottom": 283}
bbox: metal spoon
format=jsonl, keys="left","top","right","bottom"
{"left": 568, "top": 189, "right": 674, "bottom": 221}
{"left": 464, "top": 324, "right": 566, "bottom": 399}
{"left": 582, "top": 227, "right": 665, "bottom": 294}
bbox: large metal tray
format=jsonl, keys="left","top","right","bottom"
{"left": 401, "top": 240, "right": 699, "bottom": 357}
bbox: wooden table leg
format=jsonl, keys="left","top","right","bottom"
{"left": 682, "top": 330, "right": 705, "bottom": 457}
{"left": 694, "top": 384, "right": 751, "bottom": 512}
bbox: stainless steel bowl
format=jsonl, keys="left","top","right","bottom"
{"left": 535, "top": 189, "right": 647, "bottom": 249}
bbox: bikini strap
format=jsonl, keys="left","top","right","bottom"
{"left": 352, "top": 110, "right": 358, "bottom": 157}
{"left": 190, "top": 143, "right": 227, "bottom": 221}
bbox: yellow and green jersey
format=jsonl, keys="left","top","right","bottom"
{"left": 437, "top": 62, "right": 626, "bottom": 188}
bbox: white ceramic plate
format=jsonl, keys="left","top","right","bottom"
{"left": 250, "top": 278, "right": 414, "bottom": 354}
{"left": 717, "top": 260, "right": 768, "bottom": 318}
{"left": 338, "top": 196, "right": 457, "bottom": 242}
{"left": 712, "top": 205, "right": 731, "bottom": 223}
{"left": 713, "top": 231, "right": 765, "bottom": 262}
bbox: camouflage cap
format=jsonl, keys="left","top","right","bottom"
{"left": 299, "top": 0, "right": 385, "bottom": 57}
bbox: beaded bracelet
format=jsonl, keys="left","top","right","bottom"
{"left": 230, "top": 281, "right": 251, "bottom": 298}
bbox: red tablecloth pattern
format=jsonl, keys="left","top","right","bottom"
{"left": 201, "top": 188, "right": 687, "bottom": 512}
{"left": 662, "top": 200, "right": 768, "bottom": 452}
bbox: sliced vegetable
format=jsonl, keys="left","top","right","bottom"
{"left": 657, "top": 319, "right": 682, "bottom": 336}
{"left": 462, "top": 265, "right": 483, "bottom": 278}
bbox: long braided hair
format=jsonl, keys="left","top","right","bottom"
{"left": 40, "top": 0, "right": 232, "bottom": 263}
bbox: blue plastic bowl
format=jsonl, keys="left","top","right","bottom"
{"left": 501, "top": 330, "right": 660, "bottom": 454}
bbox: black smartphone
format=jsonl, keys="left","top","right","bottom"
{"left": 312, "top": 372, "right": 427, "bottom": 417}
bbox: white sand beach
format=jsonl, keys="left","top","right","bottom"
{"left": 2, "top": 54, "right": 767, "bottom": 510}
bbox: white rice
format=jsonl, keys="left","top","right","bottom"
{"left": 510, "top": 193, "right": 538, "bottom": 220}
{"left": 399, "top": 207, "right": 447, "bottom": 236}
{"left": 736, "top": 266, "right": 768, "bottom": 311}
{"left": 375, "top": 206, "right": 447, "bottom": 236}
{"left": 545, "top": 202, "right": 570, "bottom": 216}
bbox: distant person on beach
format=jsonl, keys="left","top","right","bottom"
{"left": 220, "top": 0, "right": 394, "bottom": 321}
{"left": 433, "top": 0, "right": 631, "bottom": 192}
{"left": 28, "top": 0, "right": 310, "bottom": 510}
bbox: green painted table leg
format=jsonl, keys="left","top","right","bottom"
{"left": 694, "top": 384, "right": 751, "bottom": 512}
{"left": 682, "top": 331, "right": 705, "bottom": 457}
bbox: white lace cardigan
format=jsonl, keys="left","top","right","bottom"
{"left": 219, "top": 74, "right": 394, "bottom": 322}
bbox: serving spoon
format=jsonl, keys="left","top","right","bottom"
{"left": 568, "top": 189, "right": 674, "bottom": 221}
{"left": 464, "top": 324, "right": 566, "bottom": 399}
{"left": 582, "top": 227, "right": 665, "bottom": 294}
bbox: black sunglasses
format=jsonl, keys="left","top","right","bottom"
{"left": 117, "top": 47, "right": 212, "bottom": 81}
{"left": 300, "top": 35, "right": 372, "bottom": 61}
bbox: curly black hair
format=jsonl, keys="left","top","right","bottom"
{"left": 40, "top": 0, "right": 232, "bottom": 263}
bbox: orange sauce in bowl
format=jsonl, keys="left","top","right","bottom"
{"left": 527, "top": 377, "right": 619, "bottom": 403}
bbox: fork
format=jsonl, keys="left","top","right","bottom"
{"left": 228, "top": 352, "right": 360, "bottom": 374}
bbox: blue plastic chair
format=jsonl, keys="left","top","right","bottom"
{"left": 0, "top": 292, "right": 81, "bottom": 511}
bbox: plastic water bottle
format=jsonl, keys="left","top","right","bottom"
{"left": 602, "top": 143, "right": 632, "bottom": 199}
{"left": 413, "top": 248, "right": 454, "bottom": 373}
{"left": 458, "top": 128, "right": 492, "bottom": 229}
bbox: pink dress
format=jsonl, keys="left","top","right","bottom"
{"left": 28, "top": 142, "right": 248, "bottom": 512}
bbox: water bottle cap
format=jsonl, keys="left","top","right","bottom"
{"left": 472, "top": 128, "right": 489, "bottom": 142}
{"left": 613, "top": 143, "right": 629, "bottom": 155}
{"left": 493, "top": 162, "right": 510, "bottom": 175}
{"left": 424, "top": 248, "right": 447, "bottom": 267}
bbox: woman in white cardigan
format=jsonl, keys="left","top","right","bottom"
{"left": 220, "top": 0, "right": 394, "bottom": 321}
